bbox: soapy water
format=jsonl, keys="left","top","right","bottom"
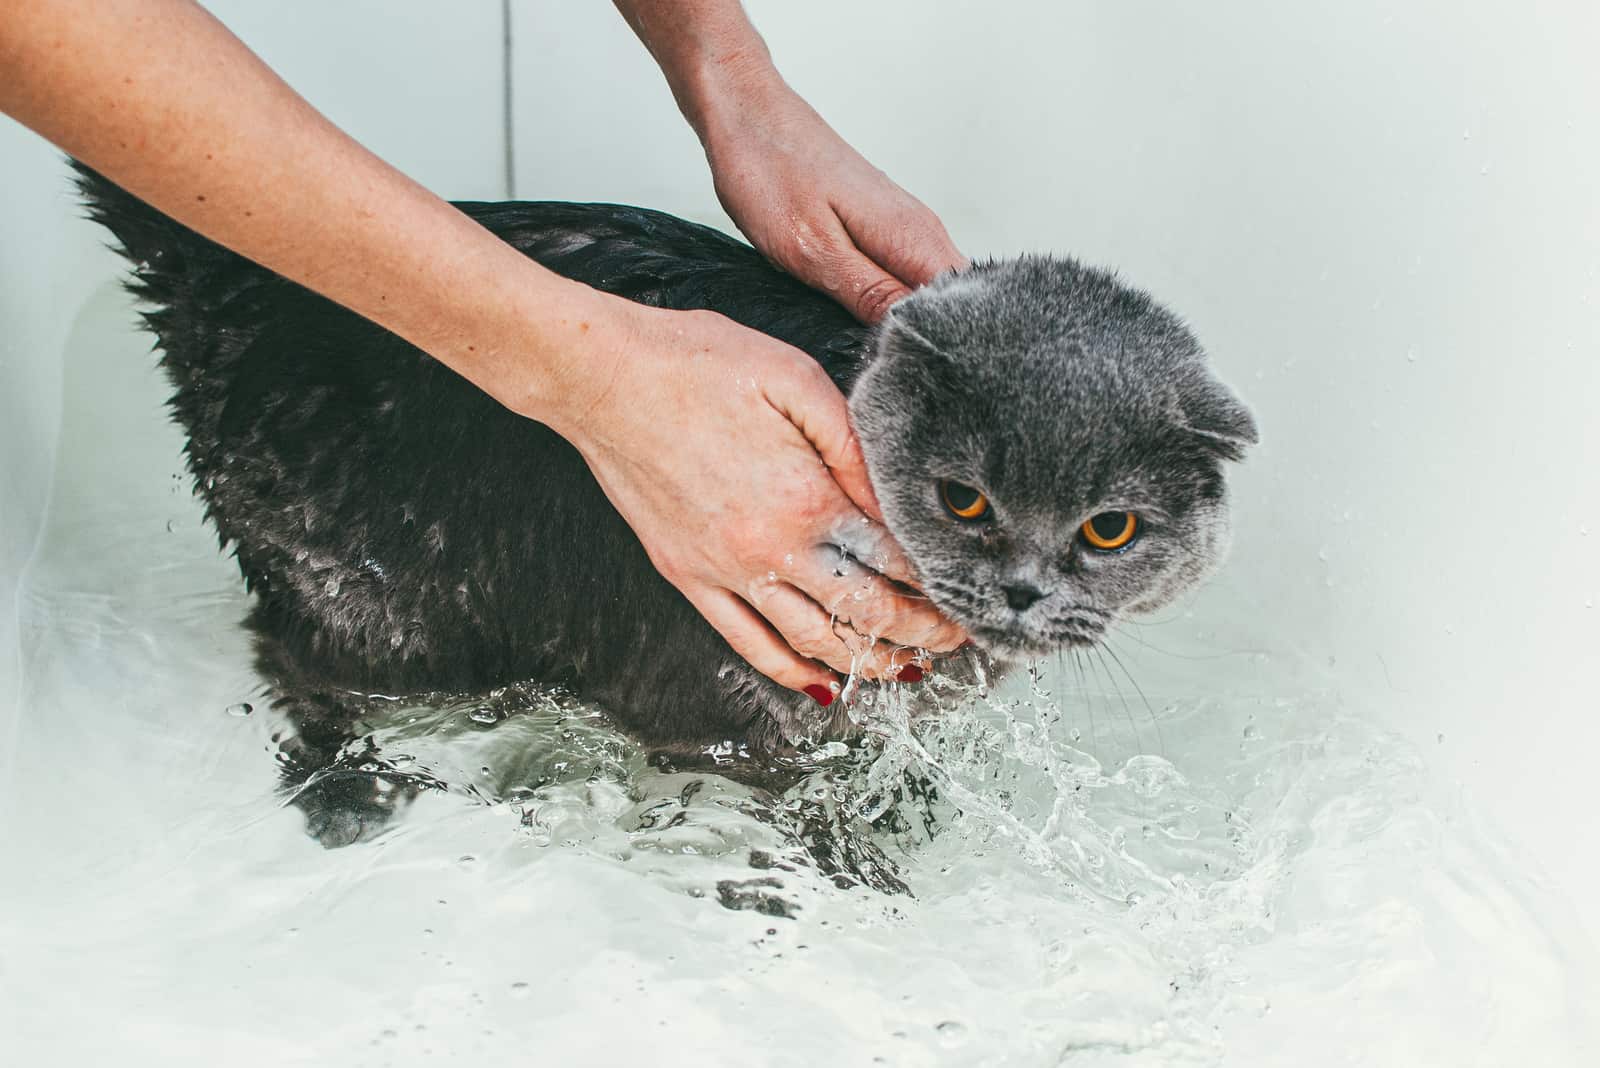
{"left": 3, "top": 297, "right": 1596, "bottom": 1065}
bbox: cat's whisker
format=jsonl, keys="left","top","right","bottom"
{"left": 1114, "top": 623, "right": 1239, "bottom": 662}
{"left": 1086, "top": 644, "right": 1142, "bottom": 755}
{"left": 1069, "top": 645, "right": 1098, "bottom": 758}
{"left": 1101, "top": 639, "right": 1165, "bottom": 760}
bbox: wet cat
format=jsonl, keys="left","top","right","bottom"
{"left": 76, "top": 164, "right": 1256, "bottom": 762}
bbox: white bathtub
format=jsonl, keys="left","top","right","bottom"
{"left": 3, "top": 3, "right": 1595, "bottom": 1064}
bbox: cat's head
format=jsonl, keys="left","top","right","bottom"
{"left": 849, "top": 257, "right": 1257, "bottom": 661}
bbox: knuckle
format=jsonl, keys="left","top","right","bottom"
{"left": 855, "top": 276, "right": 908, "bottom": 322}
{"left": 791, "top": 631, "right": 840, "bottom": 662}
{"left": 651, "top": 554, "right": 689, "bottom": 588}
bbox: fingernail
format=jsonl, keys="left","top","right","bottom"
{"left": 803, "top": 684, "right": 835, "bottom": 707}
{"left": 895, "top": 663, "right": 924, "bottom": 684}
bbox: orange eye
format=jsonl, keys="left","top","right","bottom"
{"left": 1081, "top": 511, "right": 1139, "bottom": 551}
{"left": 940, "top": 480, "right": 991, "bottom": 521}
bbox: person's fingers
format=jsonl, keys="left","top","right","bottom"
{"left": 792, "top": 546, "right": 965, "bottom": 653}
{"left": 762, "top": 359, "right": 885, "bottom": 524}
{"left": 837, "top": 197, "right": 967, "bottom": 290}
{"left": 831, "top": 254, "right": 913, "bottom": 324}
{"left": 689, "top": 586, "right": 841, "bottom": 704}
{"left": 749, "top": 580, "right": 935, "bottom": 680}
{"left": 774, "top": 209, "right": 913, "bottom": 324}
{"left": 822, "top": 510, "right": 922, "bottom": 590}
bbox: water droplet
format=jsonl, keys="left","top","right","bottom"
{"left": 165, "top": 520, "right": 175, "bottom": 533}
{"left": 509, "top": 981, "right": 531, "bottom": 998}
{"left": 934, "top": 1020, "right": 968, "bottom": 1047}
{"left": 1243, "top": 724, "right": 1260, "bottom": 741}
{"left": 225, "top": 702, "right": 253, "bottom": 717}
{"left": 468, "top": 706, "right": 503, "bottom": 726}
{"left": 323, "top": 577, "right": 341, "bottom": 597}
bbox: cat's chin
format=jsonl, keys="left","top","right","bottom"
{"left": 969, "top": 626, "right": 1100, "bottom": 664}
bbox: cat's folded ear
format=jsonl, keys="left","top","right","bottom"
{"left": 877, "top": 306, "right": 950, "bottom": 366}
{"left": 1178, "top": 372, "right": 1259, "bottom": 461}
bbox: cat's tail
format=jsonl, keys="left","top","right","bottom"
{"left": 71, "top": 159, "right": 254, "bottom": 367}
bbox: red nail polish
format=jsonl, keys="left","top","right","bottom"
{"left": 803, "top": 684, "right": 835, "bottom": 707}
{"left": 895, "top": 663, "right": 925, "bottom": 684}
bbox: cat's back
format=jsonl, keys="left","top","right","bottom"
{"left": 77, "top": 167, "right": 866, "bottom": 734}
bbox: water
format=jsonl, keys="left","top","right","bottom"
{"left": 2, "top": 291, "right": 1596, "bottom": 1065}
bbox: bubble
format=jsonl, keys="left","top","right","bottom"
{"left": 225, "top": 702, "right": 253, "bottom": 717}
{"left": 468, "top": 706, "right": 504, "bottom": 726}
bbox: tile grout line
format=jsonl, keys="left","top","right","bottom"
{"left": 501, "top": 0, "right": 516, "bottom": 200}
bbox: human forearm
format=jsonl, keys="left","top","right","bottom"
{"left": 0, "top": 0, "right": 610, "bottom": 426}
{"left": 611, "top": 0, "right": 785, "bottom": 137}
{"left": 615, "top": 0, "right": 964, "bottom": 323}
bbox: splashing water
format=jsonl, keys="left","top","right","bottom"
{"left": 149, "top": 648, "right": 1589, "bottom": 1067}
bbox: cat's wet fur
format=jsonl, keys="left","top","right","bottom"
{"left": 74, "top": 162, "right": 1254, "bottom": 851}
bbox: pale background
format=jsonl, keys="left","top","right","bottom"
{"left": 3, "top": 0, "right": 1595, "bottom": 951}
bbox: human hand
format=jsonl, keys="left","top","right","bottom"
{"left": 541, "top": 297, "right": 966, "bottom": 704}
{"left": 693, "top": 68, "right": 966, "bottom": 323}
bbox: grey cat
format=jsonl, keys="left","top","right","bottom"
{"left": 76, "top": 166, "right": 1256, "bottom": 763}
{"left": 855, "top": 261, "right": 1255, "bottom": 671}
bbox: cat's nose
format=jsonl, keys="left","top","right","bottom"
{"left": 1002, "top": 583, "right": 1045, "bottom": 612}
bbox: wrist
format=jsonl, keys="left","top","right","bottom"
{"left": 673, "top": 40, "right": 786, "bottom": 143}
{"left": 410, "top": 248, "right": 637, "bottom": 435}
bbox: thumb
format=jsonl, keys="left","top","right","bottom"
{"left": 765, "top": 360, "right": 884, "bottom": 523}
{"left": 835, "top": 198, "right": 967, "bottom": 293}
{"left": 830, "top": 257, "right": 913, "bottom": 324}
{"left": 784, "top": 213, "right": 914, "bottom": 324}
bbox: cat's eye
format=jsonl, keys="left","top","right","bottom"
{"left": 939, "top": 480, "right": 991, "bottom": 522}
{"left": 1081, "top": 511, "right": 1139, "bottom": 551}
